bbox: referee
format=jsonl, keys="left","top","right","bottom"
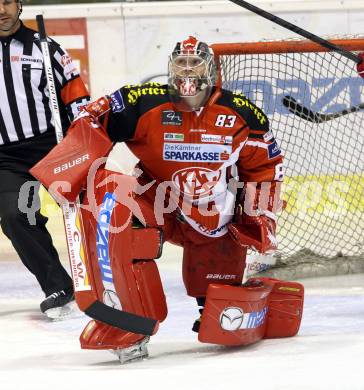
{"left": 0, "top": 0, "right": 90, "bottom": 318}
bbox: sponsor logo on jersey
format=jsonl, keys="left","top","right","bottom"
{"left": 162, "top": 110, "right": 183, "bottom": 125}
{"left": 126, "top": 82, "right": 167, "bottom": 105}
{"left": 197, "top": 222, "right": 229, "bottom": 236}
{"left": 110, "top": 90, "right": 125, "bottom": 113}
{"left": 201, "top": 134, "right": 233, "bottom": 144}
{"left": 263, "top": 129, "right": 274, "bottom": 142}
{"left": 232, "top": 93, "right": 267, "bottom": 125}
{"left": 172, "top": 167, "right": 222, "bottom": 198}
{"left": 220, "top": 306, "right": 268, "bottom": 331}
{"left": 10, "top": 55, "right": 42, "bottom": 64}
{"left": 268, "top": 140, "right": 281, "bottom": 159}
{"left": 163, "top": 143, "right": 231, "bottom": 162}
{"left": 164, "top": 133, "right": 184, "bottom": 141}
{"left": 60, "top": 54, "right": 72, "bottom": 67}
{"left": 190, "top": 128, "right": 206, "bottom": 133}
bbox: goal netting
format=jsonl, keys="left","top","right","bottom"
{"left": 211, "top": 38, "right": 364, "bottom": 279}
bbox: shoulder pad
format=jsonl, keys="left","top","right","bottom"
{"left": 219, "top": 90, "right": 268, "bottom": 131}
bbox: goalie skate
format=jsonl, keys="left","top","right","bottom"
{"left": 111, "top": 336, "right": 150, "bottom": 364}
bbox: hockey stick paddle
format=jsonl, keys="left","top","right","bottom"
{"left": 228, "top": 0, "right": 362, "bottom": 64}
{"left": 282, "top": 95, "right": 364, "bottom": 123}
{"left": 36, "top": 15, "right": 157, "bottom": 336}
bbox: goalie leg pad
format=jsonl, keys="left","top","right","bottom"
{"left": 132, "top": 260, "right": 167, "bottom": 321}
{"left": 198, "top": 278, "right": 304, "bottom": 346}
{"left": 78, "top": 169, "right": 167, "bottom": 348}
{"left": 261, "top": 277, "right": 304, "bottom": 338}
{"left": 198, "top": 282, "right": 272, "bottom": 346}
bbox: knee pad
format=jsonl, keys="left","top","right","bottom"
{"left": 182, "top": 233, "right": 247, "bottom": 297}
{"left": 198, "top": 278, "right": 304, "bottom": 346}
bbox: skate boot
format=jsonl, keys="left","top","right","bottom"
{"left": 192, "top": 297, "right": 206, "bottom": 333}
{"left": 40, "top": 287, "right": 75, "bottom": 319}
{"left": 80, "top": 320, "right": 149, "bottom": 364}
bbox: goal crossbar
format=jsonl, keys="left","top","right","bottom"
{"left": 211, "top": 38, "right": 364, "bottom": 55}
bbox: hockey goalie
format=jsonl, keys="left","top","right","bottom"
{"left": 31, "top": 36, "right": 304, "bottom": 363}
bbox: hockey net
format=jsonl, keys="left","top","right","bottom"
{"left": 211, "top": 37, "right": 364, "bottom": 279}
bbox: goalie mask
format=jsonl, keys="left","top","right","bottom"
{"left": 168, "top": 36, "right": 217, "bottom": 112}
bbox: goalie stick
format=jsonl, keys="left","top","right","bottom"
{"left": 36, "top": 15, "right": 157, "bottom": 336}
{"left": 282, "top": 95, "right": 364, "bottom": 123}
{"left": 228, "top": 0, "right": 362, "bottom": 65}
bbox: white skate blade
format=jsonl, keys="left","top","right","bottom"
{"left": 43, "top": 301, "right": 76, "bottom": 320}
{"left": 111, "top": 336, "right": 150, "bottom": 364}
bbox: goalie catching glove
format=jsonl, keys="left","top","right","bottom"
{"left": 228, "top": 214, "right": 277, "bottom": 254}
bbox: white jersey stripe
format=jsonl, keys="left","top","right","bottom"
{"left": 0, "top": 65, "right": 18, "bottom": 142}
{"left": 246, "top": 140, "right": 269, "bottom": 149}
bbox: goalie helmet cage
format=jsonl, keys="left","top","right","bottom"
{"left": 211, "top": 37, "right": 364, "bottom": 279}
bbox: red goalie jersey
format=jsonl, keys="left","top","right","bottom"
{"left": 90, "top": 83, "right": 283, "bottom": 237}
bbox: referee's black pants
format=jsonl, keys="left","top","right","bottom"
{"left": 0, "top": 133, "right": 73, "bottom": 297}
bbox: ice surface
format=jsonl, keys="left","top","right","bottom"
{"left": 0, "top": 248, "right": 363, "bottom": 390}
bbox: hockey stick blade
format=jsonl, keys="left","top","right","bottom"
{"left": 283, "top": 95, "right": 364, "bottom": 123}
{"left": 85, "top": 301, "right": 158, "bottom": 336}
{"left": 282, "top": 96, "right": 325, "bottom": 123}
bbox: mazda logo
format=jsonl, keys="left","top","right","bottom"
{"left": 219, "top": 307, "right": 244, "bottom": 331}
{"left": 103, "top": 289, "right": 121, "bottom": 310}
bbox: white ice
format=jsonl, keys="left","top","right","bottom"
{"left": 0, "top": 246, "right": 363, "bottom": 390}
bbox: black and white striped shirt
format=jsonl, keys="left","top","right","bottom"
{"left": 0, "top": 22, "right": 89, "bottom": 146}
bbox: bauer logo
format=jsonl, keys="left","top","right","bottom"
{"left": 53, "top": 154, "right": 89, "bottom": 174}
{"left": 220, "top": 307, "right": 244, "bottom": 331}
{"left": 110, "top": 90, "right": 125, "bottom": 113}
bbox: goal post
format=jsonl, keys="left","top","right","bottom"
{"left": 211, "top": 37, "right": 364, "bottom": 279}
